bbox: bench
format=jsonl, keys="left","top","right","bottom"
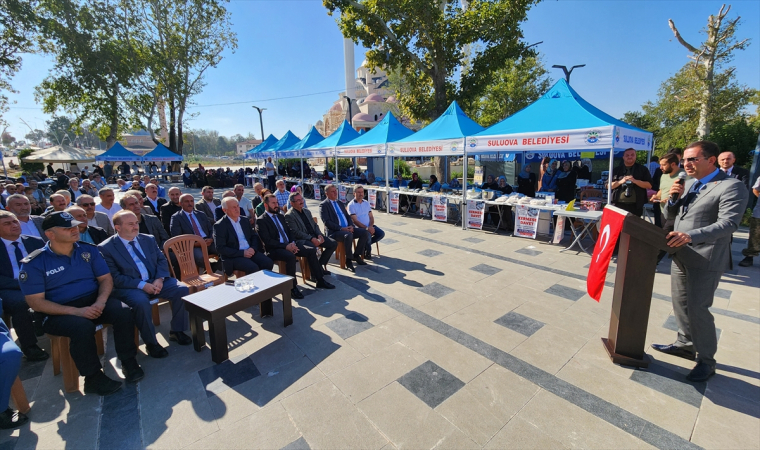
{"left": 182, "top": 270, "right": 294, "bottom": 363}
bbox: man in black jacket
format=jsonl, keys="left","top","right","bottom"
{"left": 67, "top": 207, "right": 109, "bottom": 245}
{"left": 609, "top": 148, "right": 652, "bottom": 217}
{"left": 718, "top": 151, "right": 750, "bottom": 190}
{"left": 319, "top": 184, "right": 368, "bottom": 273}
{"left": 213, "top": 197, "right": 272, "bottom": 276}
{"left": 143, "top": 184, "right": 167, "bottom": 220}
{"left": 160, "top": 187, "right": 183, "bottom": 234}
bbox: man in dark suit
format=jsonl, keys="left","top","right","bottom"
{"left": 285, "top": 192, "right": 337, "bottom": 274}
{"left": 0, "top": 211, "right": 48, "bottom": 361}
{"left": 215, "top": 191, "right": 248, "bottom": 221}
{"left": 99, "top": 210, "right": 191, "bottom": 359}
{"left": 5, "top": 194, "right": 46, "bottom": 241}
{"left": 319, "top": 184, "right": 368, "bottom": 272}
{"left": 143, "top": 184, "right": 168, "bottom": 220}
{"left": 653, "top": 141, "right": 749, "bottom": 382}
{"left": 160, "top": 187, "right": 183, "bottom": 234}
{"left": 195, "top": 186, "right": 221, "bottom": 228}
{"left": 170, "top": 194, "right": 217, "bottom": 268}
{"left": 120, "top": 193, "right": 170, "bottom": 250}
{"left": 67, "top": 207, "right": 109, "bottom": 245}
{"left": 213, "top": 197, "right": 273, "bottom": 276}
{"left": 257, "top": 194, "right": 321, "bottom": 299}
{"left": 718, "top": 151, "right": 750, "bottom": 190}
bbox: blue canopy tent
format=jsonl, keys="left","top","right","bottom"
{"left": 302, "top": 120, "right": 360, "bottom": 180}
{"left": 467, "top": 79, "right": 653, "bottom": 201}
{"left": 337, "top": 111, "right": 415, "bottom": 187}
{"left": 284, "top": 126, "right": 326, "bottom": 182}
{"left": 261, "top": 131, "right": 301, "bottom": 158}
{"left": 245, "top": 134, "right": 279, "bottom": 161}
{"left": 95, "top": 142, "right": 141, "bottom": 162}
{"left": 142, "top": 143, "right": 182, "bottom": 161}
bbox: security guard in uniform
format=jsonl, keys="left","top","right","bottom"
{"left": 19, "top": 212, "right": 145, "bottom": 396}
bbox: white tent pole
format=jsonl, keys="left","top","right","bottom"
{"left": 462, "top": 150, "right": 468, "bottom": 230}
{"left": 607, "top": 126, "right": 616, "bottom": 202}
{"left": 385, "top": 147, "right": 390, "bottom": 214}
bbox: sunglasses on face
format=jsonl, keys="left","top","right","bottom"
{"left": 683, "top": 157, "right": 703, "bottom": 163}
{"left": 81, "top": 202, "right": 96, "bottom": 207}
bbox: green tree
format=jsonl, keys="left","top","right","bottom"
{"left": 468, "top": 55, "right": 552, "bottom": 127}
{"left": 706, "top": 117, "right": 759, "bottom": 168}
{"left": 324, "top": 0, "right": 538, "bottom": 181}
{"left": 34, "top": 0, "right": 137, "bottom": 149}
{"left": 0, "top": 0, "right": 38, "bottom": 122}
{"left": 641, "top": 63, "right": 756, "bottom": 152}
{"left": 668, "top": 4, "right": 751, "bottom": 138}
{"left": 18, "top": 148, "right": 44, "bottom": 172}
{"left": 45, "top": 115, "right": 73, "bottom": 145}
{"left": 124, "top": 0, "right": 238, "bottom": 156}
{"left": 25, "top": 129, "right": 46, "bottom": 144}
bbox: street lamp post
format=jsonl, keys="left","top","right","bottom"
{"left": 552, "top": 64, "right": 585, "bottom": 84}
{"left": 252, "top": 106, "right": 266, "bottom": 141}
{"left": 343, "top": 96, "right": 353, "bottom": 127}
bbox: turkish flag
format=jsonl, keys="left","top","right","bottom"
{"left": 587, "top": 206, "right": 627, "bottom": 301}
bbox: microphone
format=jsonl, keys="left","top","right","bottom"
{"left": 670, "top": 172, "right": 687, "bottom": 203}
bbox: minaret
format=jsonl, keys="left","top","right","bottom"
{"left": 343, "top": 37, "right": 355, "bottom": 111}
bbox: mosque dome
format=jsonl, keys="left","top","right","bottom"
{"left": 329, "top": 103, "right": 342, "bottom": 112}
{"left": 386, "top": 95, "right": 397, "bottom": 103}
{"left": 364, "top": 93, "right": 384, "bottom": 103}
{"left": 352, "top": 113, "right": 374, "bottom": 122}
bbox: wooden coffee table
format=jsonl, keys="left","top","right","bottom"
{"left": 182, "top": 270, "right": 293, "bottom": 363}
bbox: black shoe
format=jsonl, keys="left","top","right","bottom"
{"left": 0, "top": 408, "right": 28, "bottom": 430}
{"left": 169, "top": 331, "right": 192, "bottom": 346}
{"left": 322, "top": 266, "right": 332, "bottom": 276}
{"left": 122, "top": 358, "right": 145, "bottom": 383}
{"left": 687, "top": 362, "right": 715, "bottom": 382}
{"left": 738, "top": 256, "right": 754, "bottom": 267}
{"left": 84, "top": 371, "right": 123, "bottom": 396}
{"left": 650, "top": 343, "right": 696, "bottom": 360}
{"left": 354, "top": 258, "right": 367, "bottom": 266}
{"left": 291, "top": 288, "right": 304, "bottom": 300}
{"left": 23, "top": 344, "right": 49, "bottom": 362}
{"left": 345, "top": 260, "right": 355, "bottom": 273}
{"left": 316, "top": 279, "right": 335, "bottom": 289}
{"left": 364, "top": 252, "right": 373, "bottom": 260}
{"left": 146, "top": 343, "right": 169, "bottom": 359}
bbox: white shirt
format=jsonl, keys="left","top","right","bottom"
{"left": 237, "top": 195, "right": 253, "bottom": 214}
{"left": 2, "top": 237, "right": 28, "bottom": 279}
{"left": 96, "top": 202, "right": 121, "bottom": 223}
{"left": 87, "top": 217, "right": 99, "bottom": 228}
{"left": 266, "top": 162, "right": 275, "bottom": 176}
{"left": 146, "top": 196, "right": 159, "bottom": 211}
{"left": 18, "top": 218, "right": 41, "bottom": 238}
{"left": 229, "top": 217, "right": 250, "bottom": 251}
{"left": 205, "top": 200, "right": 217, "bottom": 212}
{"left": 347, "top": 199, "right": 372, "bottom": 227}
{"left": 722, "top": 167, "right": 733, "bottom": 176}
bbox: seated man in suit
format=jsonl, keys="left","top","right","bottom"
{"left": 100, "top": 210, "right": 192, "bottom": 359}
{"left": 0, "top": 211, "right": 48, "bottom": 361}
{"left": 257, "top": 194, "right": 322, "bottom": 299}
{"left": 213, "top": 197, "right": 273, "bottom": 276}
{"left": 76, "top": 195, "right": 114, "bottom": 235}
{"left": 285, "top": 192, "right": 337, "bottom": 275}
{"left": 5, "top": 194, "right": 46, "bottom": 240}
{"left": 195, "top": 186, "right": 221, "bottom": 228}
{"left": 319, "top": 184, "right": 368, "bottom": 272}
{"left": 160, "top": 187, "right": 183, "bottom": 234}
{"left": 170, "top": 194, "right": 217, "bottom": 268}
{"left": 143, "top": 184, "right": 167, "bottom": 220}
{"left": 120, "top": 193, "right": 170, "bottom": 250}
{"left": 66, "top": 207, "right": 109, "bottom": 245}
{"left": 0, "top": 316, "right": 28, "bottom": 429}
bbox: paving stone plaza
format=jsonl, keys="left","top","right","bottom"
{"left": 1, "top": 187, "right": 758, "bottom": 450}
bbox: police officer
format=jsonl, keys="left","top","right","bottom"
{"left": 19, "top": 212, "right": 145, "bottom": 396}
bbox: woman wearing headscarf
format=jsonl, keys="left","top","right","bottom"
{"left": 516, "top": 165, "right": 537, "bottom": 197}
{"left": 540, "top": 159, "right": 558, "bottom": 192}
{"left": 555, "top": 160, "right": 578, "bottom": 202}
{"left": 481, "top": 174, "right": 498, "bottom": 190}
{"left": 578, "top": 158, "right": 592, "bottom": 180}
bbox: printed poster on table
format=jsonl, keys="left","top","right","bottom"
{"left": 368, "top": 189, "right": 377, "bottom": 208}
{"left": 514, "top": 205, "right": 539, "bottom": 239}
{"left": 314, "top": 185, "right": 321, "bottom": 200}
{"left": 433, "top": 195, "right": 447, "bottom": 222}
{"left": 389, "top": 191, "right": 399, "bottom": 213}
{"left": 339, "top": 185, "right": 347, "bottom": 202}
{"left": 466, "top": 200, "right": 485, "bottom": 229}
{"left": 552, "top": 213, "right": 565, "bottom": 244}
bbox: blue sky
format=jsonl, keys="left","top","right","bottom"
{"left": 4, "top": 0, "right": 759, "bottom": 143}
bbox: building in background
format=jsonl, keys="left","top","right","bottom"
{"left": 236, "top": 139, "right": 262, "bottom": 155}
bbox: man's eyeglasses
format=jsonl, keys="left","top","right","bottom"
{"left": 683, "top": 157, "right": 703, "bottom": 163}
{"left": 80, "top": 202, "right": 96, "bottom": 207}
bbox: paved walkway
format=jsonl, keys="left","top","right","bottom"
{"left": 2, "top": 188, "right": 758, "bottom": 450}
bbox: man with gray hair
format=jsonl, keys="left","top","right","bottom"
{"left": 5, "top": 194, "right": 45, "bottom": 240}
{"left": 77, "top": 195, "right": 114, "bottom": 235}
{"left": 120, "top": 193, "right": 169, "bottom": 249}
{"left": 213, "top": 197, "right": 273, "bottom": 276}
{"left": 68, "top": 178, "right": 85, "bottom": 201}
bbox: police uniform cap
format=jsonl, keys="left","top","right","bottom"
{"left": 42, "top": 211, "right": 84, "bottom": 231}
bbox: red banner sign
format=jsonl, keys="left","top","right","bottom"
{"left": 587, "top": 207, "right": 627, "bottom": 301}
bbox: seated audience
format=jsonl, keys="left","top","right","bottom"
{"left": 347, "top": 186, "right": 384, "bottom": 260}
{"left": 319, "top": 184, "right": 368, "bottom": 272}
{"left": 160, "top": 187, "right": 183, "bottom": 233}
{"left": 170, "top": 194, "right": 216, "bottom": 267}
{"left": 77, "top": 195, "right": 114, "bottom": 235}
{"left": 6, "top": 194, "right": 45, "bottom": 240}
{"left": 285, "top": 192, "right": 337, "bottom": 275}
{"left": 195, "top": 186, "right": 220, "bottom": 227}
{"left": 212, "top": 197, "right": 273, "bottom": 276}
{"left": 95, "top": 188, "right": 121, "bottom": 223}
{"left": 143, "top": 184, "right": 167, "bottom": 220}
{"left": 66, "top": 206, "right": 109, "bottom": 245}
{"left": 120, "top": 193, "right": 169, "bottom": 249}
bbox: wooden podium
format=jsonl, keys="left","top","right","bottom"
{"left": 602, "top": 210, "right": 691, "bottom": 368}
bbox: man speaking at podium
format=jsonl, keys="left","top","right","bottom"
{"left": 652, "top": 141, "right": 748, "bottom": 382}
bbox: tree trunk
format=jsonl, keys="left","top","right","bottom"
{"left": 105, "top": 83, "right": 119, "bottom": 149}
{"left": 157, "top": 97, "right": 169, "bottom": 144}
{"left": 167, "top": 93, "right": 177, "bottom": 153}
{"left": 432, "top": 68, "right": 448, "bottom": 183}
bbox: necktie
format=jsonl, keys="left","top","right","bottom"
{"left": 333, "top": 201, "right": 347, "bottom": 227}
{"left": 683, "top": 181, "right": 703, "bottom": 214}
{"left": 189, "top": 213, "right": 202, "bottom": 236}
{"left": 129, "top": 241, "right": 152, "bottom": 280}
{"left": 273, "top": 215, "right": 288, "bottom": 243}
{"left": 12, "top": 241, "right": 23, "bottom": 266}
